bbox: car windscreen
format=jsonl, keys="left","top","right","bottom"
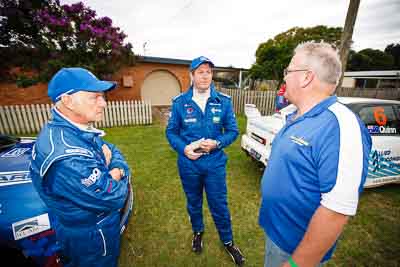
{"left": 0, "top": 135, "right": 20, "bottom": 152}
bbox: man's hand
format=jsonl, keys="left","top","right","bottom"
{"left": 283, "top": 206, "right": 349, "bottom": 267}
{"left": 184, "top": 145, "right": 203, "bottom": 160}
{"left": 199, "top": 139, "right": 218, "bottom": 153}
{"left": 102, "top": 144, "right": 112, "bottom": 166}
{"left": 109, "top": 168, "right": 123, "bottom": 181}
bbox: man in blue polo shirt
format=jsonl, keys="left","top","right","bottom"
{"left": 259, "top": 42, "right": 372, "bottom": 267}
{"left": 166, "top": 56, "right": 245, "bottom": 266}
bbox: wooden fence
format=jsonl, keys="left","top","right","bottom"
{"left": 220, "top": 87, "right": 400, "bottom": 116}
{"left": 0, "top": 100, "right": 152, "bottom": 135}
{"left": 336, "top": 87, "right": 400, "bottom": 100}
{"left": 220, "top": 88, "right": 277, "bottom": 115}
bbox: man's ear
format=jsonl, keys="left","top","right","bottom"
{"left": 60, "top": 94, "right": 74, "bottom": 109}
{"left": 300, "top": 70, "right": 314, "bottom": 88}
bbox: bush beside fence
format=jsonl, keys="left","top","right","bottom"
{"left": 0, "top": 100, "right": 152, "bottom": 135}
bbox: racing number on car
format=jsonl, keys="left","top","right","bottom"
{"left": 373, "top": 107, "right": 387, "bottom": 126}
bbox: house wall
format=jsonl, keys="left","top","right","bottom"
{"left": 0, "top": 62, "right": 191, "bottom": 105}
{"left": 342, "top": 77, "right": 356, "bottom": 88}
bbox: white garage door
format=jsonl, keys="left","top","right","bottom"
{"left": 141, "top": 70, "right": 181, "bottom": 106}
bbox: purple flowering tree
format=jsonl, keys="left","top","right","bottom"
{"left": 34, "top": 1, "right": 134, "bottom": 78}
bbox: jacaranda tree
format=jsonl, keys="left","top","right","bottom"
{"left": 33, "top": 1, "right": 135, "bottom": 80}
{"left": 0, "top": 1, "right": 134, "bottom": 85}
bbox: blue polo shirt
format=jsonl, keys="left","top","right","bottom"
{"left": 259, "top": 96, "right": 372, "bottom": 261}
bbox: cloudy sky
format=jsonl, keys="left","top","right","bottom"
{"left": 62, "top": 0, "right": 400, "bottom": 69}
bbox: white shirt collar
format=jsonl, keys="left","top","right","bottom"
{"left": 193, "top": 87, "right": 210, "bottom": 99}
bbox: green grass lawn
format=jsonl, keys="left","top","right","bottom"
{"left": 102, "top": 116, "right": 400, "bottom": 267}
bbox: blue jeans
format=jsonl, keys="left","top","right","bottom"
{"left": 264, "top": 234, "right": 324, "bottom": 267}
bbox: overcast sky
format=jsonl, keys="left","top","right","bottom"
{"left": 62, "top": 0, "right": 400, "bottom": 69}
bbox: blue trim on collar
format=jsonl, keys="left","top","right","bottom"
{"left": 303, "top": 95, "right": 338, "bottom": 118}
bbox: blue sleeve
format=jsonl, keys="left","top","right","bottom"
{"left": 215, "top": 100, "right": 239, "bottom": 149}
{"left": 104, "top": 141, "right": 131, "bottom": 178}
{"left": 166, "top": 102, "right": 187, "bottom": 155}
{"left": 47, "top": 156, "right": 128, "bottom": 213}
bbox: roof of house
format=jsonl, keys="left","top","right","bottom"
{"left": 344, "top": 70, "right": 400, "bottom": 79}
{"left": 136, "top": 56, "right": 249, "bottom": 71}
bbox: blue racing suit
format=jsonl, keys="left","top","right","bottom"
{"left": 166, "top": 84, "right": 239, "bottom": 243}
{"left": 30, "top": 108, "right": 130, "bottom": 267}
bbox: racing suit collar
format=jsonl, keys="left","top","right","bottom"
{"left": 51, "top": 107, "right": 105, "bottom": 136}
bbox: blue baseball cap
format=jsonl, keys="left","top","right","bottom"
{"left": 48, "top": 67, "right": 117, "bottom": 102}
{"left": 190, "top": 56, "right": 214, "bottom": 71}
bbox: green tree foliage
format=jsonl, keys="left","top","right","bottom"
{"left": 250, "top": 25, "right": 342, "bottom": 82}
{"left": 0, "top": 0, "right": 56, "bottom": 78}
{"left": 0, "top": 1, "right": 135, "bottom": 85}
{"left": 0, "top": 0, "right": 54, "bottom": 47}
{"left": 385, "top": 43, "right": 400, "bottom": 69}
{"left": 347, "top": 48, "right": 394, "bottom": 71}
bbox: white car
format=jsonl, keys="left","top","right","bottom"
{"left": 241, "top": 97, "right": 400, "bottom": 188}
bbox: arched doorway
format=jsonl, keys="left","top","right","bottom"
{"left": 141, "top": 70, "right": 181, "bottom": 106}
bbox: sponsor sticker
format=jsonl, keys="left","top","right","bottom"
{"left": 0, "top": 171, "right": 30, "bottom": 186}
{"left": 1, "top": 148, "right": 30, "bottom": 158}
{"left": 12, "top": 213, "right": 51, "bottom": 240}
{"left": 65, "top": 148, "right": 90, "bottom": 155}
{"left": 211, "top": 108, "right": 221, "bottom": 114}
{"left": 373, "top": 107, "right": 387, "bottom": 126}
{"left": 81, "top": 168, "right": 101, "bottom": 187}
{"left": 212, "top": 116, "right": 221, "bottom": 123}
{"left": 367, "top": 125, "right": 397, "bottom": 134}
{"left": 289, "top": 136, "right": 309, "bottom": 146}
{"left": 186, "top": 107, "right": 194, "bottom": 114}
{"left": 184, "top": 118, "right": 197, "bottom": 123}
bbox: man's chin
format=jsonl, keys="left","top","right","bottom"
{"left": 94, "top": 113, "right": 104, "bottom": 122}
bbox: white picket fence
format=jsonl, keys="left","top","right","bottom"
{"left": 0, "top": 100, "right": 152, "bottom": 135}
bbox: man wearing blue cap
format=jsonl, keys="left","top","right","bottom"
{"left": 30, "top": 68, "right": 130, "bottom": 267}
{"left": 166, "top": 57, "right": 245, "bottom": 266}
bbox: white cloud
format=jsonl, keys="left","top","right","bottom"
{"left": 62, "top": 0, "right": 400, "bottom": 68}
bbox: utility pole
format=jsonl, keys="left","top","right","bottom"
{"left": 143, "top": 41, "right": 148, "bottom": 56}
{"left": 337, "top": 0, "right": 361, "bottom": 90}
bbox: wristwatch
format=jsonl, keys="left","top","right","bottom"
{"left": 215, "top": 140, "right": 221, "bottom": 149}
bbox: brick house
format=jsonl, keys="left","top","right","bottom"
{"left": 0, "top": 56, "right": 247, "bottom": 106}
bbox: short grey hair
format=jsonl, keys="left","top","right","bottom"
{"left": 294, "top": 41, "right": 342, "bottom": 85}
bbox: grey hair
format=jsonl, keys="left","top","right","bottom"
{"left": 294, "top": 41, "right": 342, "bottom": 85}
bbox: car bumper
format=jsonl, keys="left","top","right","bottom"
{"left": 241, "top": 134, "right": 270, "bottom": 166}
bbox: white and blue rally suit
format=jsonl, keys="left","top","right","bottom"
{"left": 30, "top": 108, "right": 130, "bottom": 267}
{"left": 166, "top": 84, "right": 239, "bottom": 244}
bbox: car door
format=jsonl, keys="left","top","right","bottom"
{"left": 352, "top": 103, "right": 400, "bottom": 187}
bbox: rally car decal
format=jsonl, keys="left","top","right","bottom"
{"left": 12, "top": 213, "right": 51, "bottom": 240}
{"left": 0, "top": 171, "right": 31, "bottom": 187}
{"left": 1, "top": 148, "right": 31, "bottom": 158}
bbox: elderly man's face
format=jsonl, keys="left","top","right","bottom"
{"left": 283, "top": 53, "right": 308, "bottom": 103}
{"left": 69, "top": 91, "right": 107, "bottom": 123}
{"left": 192, "top": 63, "right": 213, "bottom": 91}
